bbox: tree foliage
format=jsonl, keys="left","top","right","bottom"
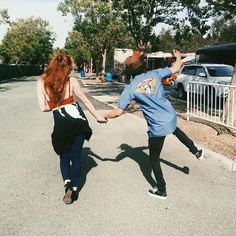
{"left": 158, "top": 15, "right": 235, "bottom": 52}
{"left": 59, "top": 0, "right": 135, "bottom": 72}
{"left": 58, "top": 0, "right": 235, "bottom": 70}
{"left": 112, "top": 0, "right": 234, "bottom": 51}
{"left": 158, "top": 28, "right": 177, "bottom": 52}
{"left": 112, "top": 0, "right": 181, "bottom": 50}
{"left": 0, "top": 17, "right": 55, "bottom": 64}
{"left": 173, "top": 25, "right": 210, "bottom": 52}
{"left": 208, "top": 17, "right": 236, "bottom": 44}
{"left": 178, "top": 0, "right": 211, "bottom": 35}
{"left": 0, "top": 9, "right": 10, "bottom": 25}
{"left": 206, "top": 0, "right": 236, "bottom": 19}
{"left": 65, "top": 31, "right": 91, "bottom": 69}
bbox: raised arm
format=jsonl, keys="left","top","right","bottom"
{"left": 71, "top": 77, "right": 107, "bottom": 123}
{"left": 170, "top": 49, "right": 183, "bottom": 74}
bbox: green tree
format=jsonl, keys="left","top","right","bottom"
{"left": 207, "top": 17, "right": 236, "bottom": 44}
{"left": 58, "top": 0, "right": 135, "bottom": 75}
{"left": 176, "top": 0, "right": 235, "bottom": 46}
{"left": 179, "top": 0, "right": 211, "bottom": 35}
{"left": 112, "top": 0, "right": 212, "bottom": 52}
{"left": 206, "top": 0, "right": 236, "bottom": 19}
{"left": 174, "top": 25, "right": 210, "bottom": 52}
{"left": 112, "top": 0, "right": 179, "bottom": 51}
{"left": 0, "top": 9, "right": 10, "bottom": 25}
{"left": 0, "top": 17, "right": 55, "bottom": 64}
{"left": 65, "top": 31, "right": 91, "bottom": 69}
{"left": 158, "top": 28, "right": 177, "bottom": 52}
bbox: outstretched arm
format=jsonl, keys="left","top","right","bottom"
{"left": 72, "top": 77, "right": 107, "bottom": 123}
{"left": 104, "top": 108, "right": 124, "bottom": 119}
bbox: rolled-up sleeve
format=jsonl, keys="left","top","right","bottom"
{"left": 118, "top": 87, "right": 135, "bottom": 111}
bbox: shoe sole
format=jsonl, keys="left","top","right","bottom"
{"left": 63, "top": 189, "right": 73, "bottom": 204}
{"left": 148, "top": 191, "right": 167, "bottom": 200}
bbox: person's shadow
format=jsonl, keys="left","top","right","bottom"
{"left": 94, "top": 144, "right": 189, "bottom": 188}
{"left": 77, "top": 147, "right": 101, "bottom": 192}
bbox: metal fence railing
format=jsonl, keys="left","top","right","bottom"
{"left": 187, "top": 81, "right": 236, "bottom": 129}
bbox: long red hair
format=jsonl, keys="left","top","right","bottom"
{"left": 42, "top": 53, "right": 73, "bottom": 104}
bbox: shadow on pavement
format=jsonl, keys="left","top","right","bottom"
{"left": 0, "top": 76, "right": 39, "bottom": 84}
{"left": 0, "top": 76, "right": 39, "bottom": 92}
{"left": 92, "top": 144, "right": 189, "bottom": 189}
{"left": 77, "top": 148, "right": 98, "bottom": 192}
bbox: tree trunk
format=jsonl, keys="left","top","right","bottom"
{"left": 101, "top": 48, "right": 107, "bottom": 82}
{"left": 221, "top": 64, "right": 236, "bottom": 127}
{"left": 90, "top": 57, "right": 93, "bottom": 77}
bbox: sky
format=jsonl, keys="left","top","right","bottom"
{"left": 0, "top": 0, "right": 74, "bottom": 48}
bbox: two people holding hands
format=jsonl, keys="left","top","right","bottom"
{"left": 37, "top": 50, "right": 203, "bottom": 204}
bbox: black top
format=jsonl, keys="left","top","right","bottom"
{"left": 51, "top": 102, "right": 92, "bottom": 156}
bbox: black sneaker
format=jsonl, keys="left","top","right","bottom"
{"left": 63, "top": 182, "right": 73, "bottom": 204}
{"left": 72, "top": 190, "right": 79, "bottom": 202}
{"left": 195, "top": 150, "right": 204, "bottom": 160}
{"left": 148, "top": 188, "right": 167, "bottom": 199}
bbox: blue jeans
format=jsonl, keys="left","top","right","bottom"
{"left": 60, "top": 135, "right": 85, "bottom": 187}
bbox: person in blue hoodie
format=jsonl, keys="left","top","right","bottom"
{"left": 104, "top": 50, "right": 204, "bottom": 199}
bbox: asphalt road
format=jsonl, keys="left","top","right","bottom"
{"left": 0, "top": 76, "right": 236, "bottom": 236}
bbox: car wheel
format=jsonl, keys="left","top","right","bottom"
{"left": 177, "top": 84, "right": 186, "bottom": 100}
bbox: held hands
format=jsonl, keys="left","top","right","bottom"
{"left": 97, "top": 116, "right": 108, "bottom": 124}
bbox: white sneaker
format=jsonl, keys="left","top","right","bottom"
{"left": 195, "top": 150, "right": 205, "bottom": 160}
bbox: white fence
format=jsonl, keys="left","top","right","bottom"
{"left": 187, "top": 81, "right": 236, "bottom": 129}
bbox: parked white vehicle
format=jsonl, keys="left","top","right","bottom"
{"left": 174, "top": 63, "right": 234, "bottom": 99}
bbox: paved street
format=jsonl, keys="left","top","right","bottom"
{"left": 0, "top": 76, "right": 236, "bottom": 236}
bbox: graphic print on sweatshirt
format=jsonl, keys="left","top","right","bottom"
{"left": 135, "top": 78, "right": 157, "bottom": 96}
{"left": 58, "top": 103, "right": 86, "bottom": 120}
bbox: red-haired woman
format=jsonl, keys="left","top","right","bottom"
{"left": 36, "top": 54, "right": 107, "bottom": 204}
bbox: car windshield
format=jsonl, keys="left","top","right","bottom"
{"left": 206, "top": 66, "right": 233, "bottom": 77}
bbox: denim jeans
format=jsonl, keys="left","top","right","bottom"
{"left": 60, "top": 135, "right": 85, "bottom": 187}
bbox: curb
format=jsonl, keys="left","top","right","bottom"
{"left": 204, "top": 148, "right": 236, "bottom": 172}
{"left": 121, "top": 111, "right": 236, "bottom": 172}
{"left": 126, "top": 112, "right": 236, "bottom": 172}
{"left": 118, "top": 110, "right": 236, "bottom": 172}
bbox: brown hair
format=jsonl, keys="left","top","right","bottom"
{"left": 124, "top": 55, "right": 147, "bottom": 77}
{"left": 42, "top": 53, "right": 73, "bottom": 104}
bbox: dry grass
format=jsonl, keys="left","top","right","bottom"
{"left": 128, "top": 108, "right": 236, "bottom": 160}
